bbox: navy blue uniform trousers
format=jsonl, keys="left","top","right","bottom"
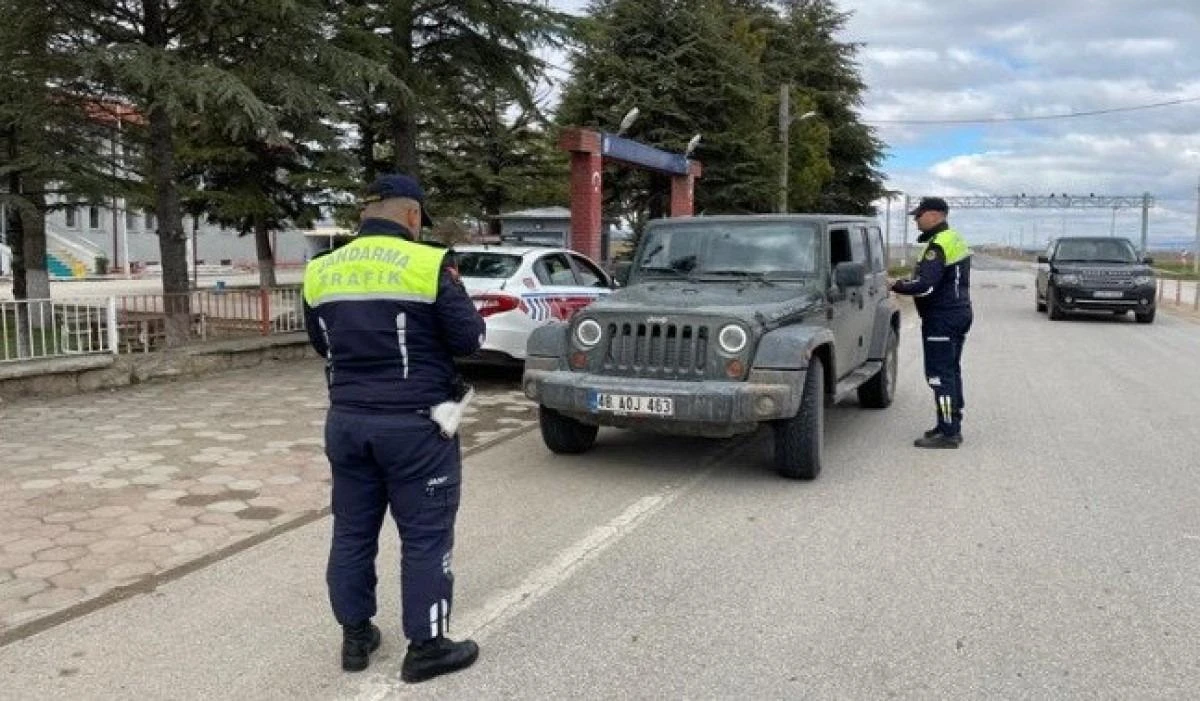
{"left": 921, "top": 308, "right": 973, "bottom": 437}
{"left": 324, "top": 409, "right": 461, "bottom": 642}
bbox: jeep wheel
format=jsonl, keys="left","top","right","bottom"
{"left": 858, "top": 329, "right": 897, "bottom": 409}
{"left": 538, "top": 406, "right": 598, "bottom": 454}
{"left": 1047, "top": 287, "right": 1066, "bottom": 320}
{"left": 773, "top": 355, "right": 824, "bottom": 480}
{"left": 1135, "top": 308, "right": 1156, "bottom": 324}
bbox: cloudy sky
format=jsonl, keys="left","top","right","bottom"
{"left": 548, "top": 0, "right": 1200, "bottom": 250}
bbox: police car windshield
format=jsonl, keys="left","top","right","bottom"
{"left": 633, "top": 221, "right": 819, "bottom": 282}
{"left": 454, "top": 252, "right": 522, "bottom": 279}
{"left": 1054, "top": 239, "right": 1136, "bottom": 263}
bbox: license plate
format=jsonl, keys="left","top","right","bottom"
{"left": 1093, "top": 290, "right": 1124, "bottom": 299}
{"left": 589, "top": 392, "right": 674, "bottom": 416}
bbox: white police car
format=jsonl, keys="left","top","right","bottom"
{"left": 452, "top": 245, "right": 616, "bottom": 363}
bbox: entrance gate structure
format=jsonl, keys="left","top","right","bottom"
{"left": 559, "top": 128, "right": 702, "bottom": 262}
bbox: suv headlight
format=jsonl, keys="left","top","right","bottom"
{"left": 1055, "top": 273, "right": 1081, "bottom": 286}
{"left": 717, "top": 324, "right": 748, "bottom": 354}
{"left": 1132, "top": 275, "right": 1155, "bottom": 286}
{"left": 574, "top": 318, "right": 603, "bottom": 349}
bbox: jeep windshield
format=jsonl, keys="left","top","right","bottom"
{"left": 1053, "top": 239, "right": 1137, "bottom": 264}
{"left": 632, "top": 221, "right": 819, "bottom": 284}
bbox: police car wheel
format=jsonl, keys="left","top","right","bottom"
{"left": 858, "top": 328, "right": 897, "bottom": 409}
{"left": 773, "top": 355, "right": 824, "bottom": 480}
{"left": 539, "top": 406, "right": 598, "bottom": 454}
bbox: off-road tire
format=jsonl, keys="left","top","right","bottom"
{"left": 773, "top": 356, "right": 825, "bottom": 480}
{"left": 539, "top": 406, "right": 598, "bottom": 454}
{"left": 858, "top": 328, "right": 897, "bottom": 409}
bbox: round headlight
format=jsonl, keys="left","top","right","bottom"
{"left": 717, "top": 324, "right": 748, "bottom": 354}
{"left": 575, "top": 319, "right": 603, "bottom": 348}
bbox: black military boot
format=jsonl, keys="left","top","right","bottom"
{"left": 913, "top": 433, "right": 962, "bottom": 449}
{"left": 401, "top": 636, "right": 479, "bottom": 683}
{"left": 341, "top": 621, "right": 382, "bottom": 672}
{"left": 923, "top": 427, "right": 942, "bottom": 439}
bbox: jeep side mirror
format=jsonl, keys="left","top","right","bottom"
{"left": 834, "top": 261, "right": 866, "bottom": 288}
{"left": 1142, "top": 256, "right": 1154, "bottom": 265}
{"left": 1037, "top": 255, "right": 1049, "bottom": 264}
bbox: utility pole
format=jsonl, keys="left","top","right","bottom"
{"left": 1193, "top": 175, "right": 1200, "bottom": 274}
{"left": 1140, "top": 191, "right": 1150, "bottom": 256}
{"left": 778, "top": 84, "right": 789, "bottom": 214}
{"left": 883, "top": 193, "right": 892, "bottom": 263}
{"left": 901, "top": 194, "right": 910, "bottom": 266}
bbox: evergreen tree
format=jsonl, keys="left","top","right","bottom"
{"left": 332, "top": 0, "right": 572, "bottom": 183}
{"left": 765, "top": 0, "right": 886, "bottom": 214}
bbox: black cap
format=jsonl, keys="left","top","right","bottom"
{"left": 908, "top": 196, "right": 949, "bottom": 216}
{"left": 362, "top": 173, "right": 433, "bottom": 228}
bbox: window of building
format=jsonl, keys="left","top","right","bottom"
{"left": 65, "top": 207, "right": 78, "bottom": 229}
{"left": 126, "top": 210, "right": 138, "bottom": 231}
{"left": 89, "top": 206, "right": 100, "bottom": 229}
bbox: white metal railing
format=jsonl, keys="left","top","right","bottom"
{"left": 1, "top": 286, "right": 307, "bottom": 363}
{"left": 1, "top": 297, "right": 118, "bottom": 362}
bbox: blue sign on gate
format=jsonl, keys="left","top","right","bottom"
{"left": 599, "top": 133, "right": 691, "bottom": 175}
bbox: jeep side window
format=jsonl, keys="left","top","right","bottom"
{"left": 829, "top": 228, "right": 852, "bottom": 268}
{"left": 868, "top": 226, "right": 886, "bottom": 272}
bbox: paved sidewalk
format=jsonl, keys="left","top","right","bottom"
{"left": 0, "top": 359, "right": 536, "bottom": 643}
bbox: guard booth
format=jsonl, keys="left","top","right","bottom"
{"left": 494, "top": 207, "right": 573, "bottom": 247}
{"left": 493, "top": 206, "right": 618, "bottom": 260}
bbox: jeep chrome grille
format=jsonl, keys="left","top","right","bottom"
{"left": 602, "top": 322, "right": 708, "bottom": 378}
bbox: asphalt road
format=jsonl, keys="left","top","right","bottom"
{"left": 3, "top": 261, "right": 1199, "bottom": 699}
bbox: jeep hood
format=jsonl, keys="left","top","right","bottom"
{"left": 587, "top": 281, "right": 824, "bottom": 328}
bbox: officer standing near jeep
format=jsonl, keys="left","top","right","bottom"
{"left": 890, "top": 197, "right": 973, "bottom": 449}
{"left": 302, "top": 173, "right": 485, "bottom": 682}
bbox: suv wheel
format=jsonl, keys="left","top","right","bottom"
{"left": 1047, "top": 287, "right": 1066, "bottom": 320}
{"left": 773, "top": 355, "right": 824, "bottom": 480}
{"left": 538, "top": 406, "right": 598, "bottom": 454}
{"left": 858, "top": 328, "right": 897, "bottom": 409}
{"left": 1135, "top": 308, "right": 1156, "bottom": 324}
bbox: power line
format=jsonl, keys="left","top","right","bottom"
{"left": 866, "top": 96, "right": 1200, "bottom": 125}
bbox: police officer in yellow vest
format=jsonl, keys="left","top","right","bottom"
{"left": 302, "top": 173, "right": 485, "bottom": 682}
{"left": 891, "top": 197, "right": 973, "bottom": 449}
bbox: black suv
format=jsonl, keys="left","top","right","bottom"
{"left": 522, "top": 215, "right": 901, "bottom": 480}
{"left": 1035, "top": 236, "right": 1157, "bottom": 323}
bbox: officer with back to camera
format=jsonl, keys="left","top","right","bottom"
{"left": 890, "top": 196, "right": 973, "bottom": 449}
{"left": 302, "top": 173, "right": 485, "bottom": 683}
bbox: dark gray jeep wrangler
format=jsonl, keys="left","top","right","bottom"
{"left": 521, "top": 214, "right": 901, "bottom": 479}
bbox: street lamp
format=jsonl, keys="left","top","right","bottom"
{"left": 617, "top": 107, "right": 639, "bottom": 136}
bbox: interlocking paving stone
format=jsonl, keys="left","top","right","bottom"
{"left": 0, "top": 359, "right": 536, "bottom": 636}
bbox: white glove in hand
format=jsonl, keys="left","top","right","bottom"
{"left": 430, "top": 387, "right": 475, "bottom": 438}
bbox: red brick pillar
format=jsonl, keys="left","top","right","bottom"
{"left": 559, "top": 128, "right": 603, "bottom": 261}
{"left": 669, "top": 161, "right": 703, "bottom": 217}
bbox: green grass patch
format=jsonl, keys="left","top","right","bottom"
{"left": 1150, "top": 260, "right": 1199, "bottom": 280}
{"left": 1, "top": 309, "right": 62, "bottom": 361}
